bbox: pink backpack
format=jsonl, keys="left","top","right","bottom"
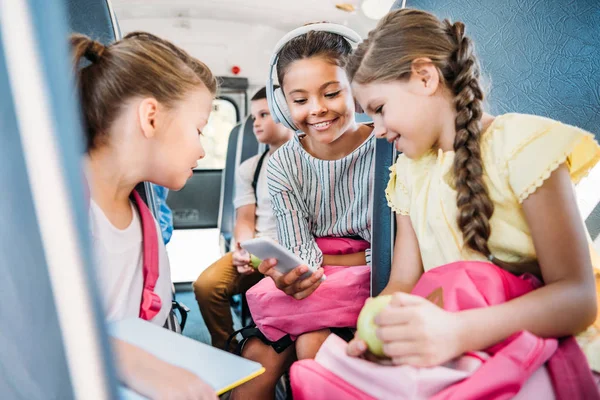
{"left": 245, "top": 237, "right": 370, "bottom": 342}
{"left": 291, "top": 261, "right": 599, "bottom": 400}
{"left": 131, "top": 190, "right": 162, "bottom": 321}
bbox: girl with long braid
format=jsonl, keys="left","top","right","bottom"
{"left": 346, "top": 8, "right": 600, "bottom": 376}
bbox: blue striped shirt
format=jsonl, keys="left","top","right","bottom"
{"left": 267, "top": 133, "right": 375, "bottom": 268}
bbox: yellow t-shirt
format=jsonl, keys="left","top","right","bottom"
{"left": 386, "top": 113, "right": 600, "bottom": 367}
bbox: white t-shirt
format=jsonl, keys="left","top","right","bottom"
{"left": 233, "top": 152, "right": 278, "bottom": 240}
{"left": 89, "top": 199, "right": 172, "bottom": 326}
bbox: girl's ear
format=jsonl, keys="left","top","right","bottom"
{"left": 409, "top": 57, "right": 441, "bottom": 96}
{"left": 138, "top": 97, "right": 159, "bottom": 139}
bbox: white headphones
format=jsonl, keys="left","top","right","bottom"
{"left": 266, "top": 23, "right": 362, "bottom": 132}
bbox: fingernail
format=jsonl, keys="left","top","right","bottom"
{"left": 357, "top": 341, "right": 366, "bottom": 351}
{"left": 300, "top": 266, "right": 308, "bottom": 273}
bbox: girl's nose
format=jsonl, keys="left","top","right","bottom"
{"left": 309, "top": 100, "right": 327, "bottom": 116}
{"left": 197, "top": 143, "right": 206, "bottom": 160}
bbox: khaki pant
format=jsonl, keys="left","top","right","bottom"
{"left": 193, "top": 253, "right": 262, "bottom": 351}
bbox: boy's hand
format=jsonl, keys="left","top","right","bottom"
{"left": 232, "top": 245, "right": 253, "bottom": 275}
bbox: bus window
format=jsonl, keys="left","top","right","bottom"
{"left": 195, "top": 98, "right": 238, "bottom": 170}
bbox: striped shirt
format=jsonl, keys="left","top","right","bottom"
{"left": 267, "top": 133, "right": 375, "bottom": 268}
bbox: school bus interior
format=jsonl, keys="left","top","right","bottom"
{"left": 1, "top": 0, "right": 598, "bottom": 398}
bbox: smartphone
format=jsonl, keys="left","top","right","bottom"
{"left": 240, "top": 237, "right": 325, "bottom": 281}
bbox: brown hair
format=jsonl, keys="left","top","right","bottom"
{"left": 70, "top": 31, "right": 217, "bottom": 151}
{"left": 251, "top": 85, "right": 279, "bottom": 101}
{"left": 276, "top": 27, "right": 352, "bottom": 88}
{"left": 348, "top": 9, "right": 495, "bottom": 260}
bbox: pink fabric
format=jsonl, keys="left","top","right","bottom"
{"left": 246, "top": 237, "right": 370, "bottom": 342}
{"left": 412, "top": 262, "right": 598, "bottom": 400}
{"left": 292, "top": 334, "right": 485, "bottom": 400}
{"left": 314, "top": 237, "right": 370, "bottom": 255}
{"left": 132, "top": 191, "right": 162, "bottom": 321}
{"left": 291, "top": 350, "right": 376, "bottom": 400}
{"left": 513, "top": 366, "right": 556, "bottom": 400}
{"left": 547, "top": 336, "right": 600, "bottom": 399}
{"left": 291, "top": 261, "right": 599, "bottom": 400}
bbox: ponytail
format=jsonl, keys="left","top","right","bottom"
{"left": 69, "top": 32, "right": 217, "bottom": 152}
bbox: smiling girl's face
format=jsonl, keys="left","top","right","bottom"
{"left": 282, "top": 56, "right": 356, "bottom": 145}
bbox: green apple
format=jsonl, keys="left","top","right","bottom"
{"left": 356, "top": 295, "right": 392, "bottom": 357}
{"left": 249, "top": 254, "right": 262, "bottom": 269}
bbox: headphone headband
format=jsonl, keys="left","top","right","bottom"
{"left": 266, "top": 23, "right": 362, "bottom": 132}
{"left": 268, "top": 23, "right": 362, "bottom": 66}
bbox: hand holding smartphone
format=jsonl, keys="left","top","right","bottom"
{"left": 240, "top": 237, "right": 326, "bottom": 281}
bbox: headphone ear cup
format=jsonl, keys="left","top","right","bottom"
{"left": 273, "top": 88, "right": 298, "bottom": 132}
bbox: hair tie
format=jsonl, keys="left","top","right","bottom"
{"left": 84, "top": 42, "right": 105, "bottom": 64}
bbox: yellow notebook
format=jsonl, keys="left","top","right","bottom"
{"left": 110, "top": 318, "right": 265, "bottom": 398}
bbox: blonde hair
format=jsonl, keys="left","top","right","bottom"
{"left": 348, "top": 9, "right": 495, "bottom": 260}
{"left": 71, "top": 31, "right": 217, "bottom": 151}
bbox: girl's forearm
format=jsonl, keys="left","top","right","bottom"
{"left": 456, "top": 279, "right": 596, "bottom": 352}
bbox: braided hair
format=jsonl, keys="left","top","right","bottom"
{"left": 349, "top": 9, "right": 495, "bottom": 260}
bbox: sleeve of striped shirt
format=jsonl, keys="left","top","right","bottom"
{"left": 267, "top": 152, "right": 323, "bottom": 268}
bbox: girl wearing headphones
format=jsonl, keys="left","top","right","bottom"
{"left": 232, "top": 24, "right": 374, "bottom": 400}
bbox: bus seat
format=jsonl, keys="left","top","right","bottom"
{"left": 370, "top": 1, "right": 600, "bottom": 295}
{"left": 389, "top": 0, "right": 599, "bottom": 137}
{"left": 239, "top": 114, "right": 260, "bottom": 166}
{"left": 1, "top": 29, "right": 76, "bottom": 399}
{"left": 589, "top": 203, "right": 600, "bottom": 254}
{"left": 371, "top": 140, "right": 396, "bottom": 296}
{"left": 218, "top": 115, "right": 259, "bottom": 254}
{"left": 218, "top": 122, "right": 242, "bottom": 253}
{"left": 65, "top": 0, "right": 120, "bottom": 45}
{"left": 1, "top": 0, "right": 119, "bottom": 396}
{"left": 579, "top": 165, "right": 600, "bottom": 255}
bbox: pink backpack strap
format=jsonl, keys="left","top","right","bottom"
{"left": 431, "top": 331, "right": 557, "bottom": 400}
{"left": 547, "top": 337, "right": 600, "bottom": 400}
{"left": 132, "top": 190, "right": 162, "bottom": 321}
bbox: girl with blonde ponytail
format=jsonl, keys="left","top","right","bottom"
{"left": 346, "top": 7, "right": 600, "bottom": 381}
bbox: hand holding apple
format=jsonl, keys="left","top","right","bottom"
{"left": 375, "top": 292, "right": 466, "bottom": 367}
{"left": 356, "top": 295, "right": 393, "bottom": 357}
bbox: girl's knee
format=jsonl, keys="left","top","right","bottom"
{"left": 233, "top": 338, "right": 294, "bottom": 399}
{"left": 241, "top": 337, "right": 268, "bottom": 362}
{"left": 242, "top": 338, "right": 294, "bottom": 370}
{"left": 296, "top": 329, "right": 331, "bottom": 360}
